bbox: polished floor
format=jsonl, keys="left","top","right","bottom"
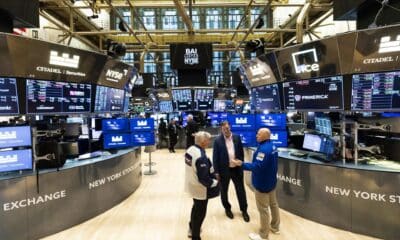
{"left": 42, "top": 149, "right": 380, "bottom": 240}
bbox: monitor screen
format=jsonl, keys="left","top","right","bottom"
{"left": 251, "top": 84, "right": 281, "bottom": 111}
{"left": 315, "top": 117, "right": 332, "bottom": 136}
{"left": 270, "top": 131, "right": 288, "bottom": 147}
{"left": 194, "top": 88, "right": 214, "bottom": 111}
{"left": 227, "top": 114, "right": 256, "bottom": 130}
{"left": 0, "top": 149, "right": 32, "bottom": 172}
{"left": 256, "top": 113, "right": 287, "bottom": 129}
{"left": 172, "top": 88, "right": 192, "bottom": 111}
{"left": 26, "top": 79, "right": 92, "bottom": 114}
{"left": 302, "top": 133, "right": 322, "bottom": 152}
{"left": 213, "top": 100, "right": 234, "bottom": 112}
{"left": 236, "top": 131, "right": 256, "bottom": 147}
{"left": 131, "top": 132, "right": 155, "bottom": 146}
{"left": 130, "top": 118, "right": 155, "bottom": 131}
{"left": 0, "top": 77, "right": 19, "bottom": 115}
{"left": 244, "top": 57, "right": 277, "bottom": 87}
{"left": 159, "top": 101, "right": 173, "bottom": 113}
{"left": 104, "top": 133, "right": 131, "bottom": 149}
{"left": 207, "top": 112, "right": 228, "bottom": 126}
{"left": 62, "top": 123, "right": 81, "bottom": 138}
{"left": 351, "top": 71, "right": 400, "bottom": 111}
{"left": 94, "top": 85, "right": 125, "bottom": 112}
{"left": 91, "top": 129, "right": 102, "bottom": 139}
{"left": 0, "top": 126, "right": 31, "bottom": 149}
{"left": 283, "top": 76, "right": 344, "bottom": 111}
{"left": 102, "top": 118, "right": 130, "bottom": 132}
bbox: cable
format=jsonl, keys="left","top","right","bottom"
{"left": 374, "top": 0, "right": 400, "bottom": 13}
{"left": 369, "top": 0, "right": 389, "bottom": 28}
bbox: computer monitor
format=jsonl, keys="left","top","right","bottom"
{"left": 62, "top": 123, "right": 81, "bottom": 138}
{"left": 251, "top": 84, "right": 282, "bottom": 111}
{"left": 0, "top": 149, "right": 32, "bottom": 172}
{"left": 94, "top": 85, "right": 125, "bottom": 113}
{"left": 194, "top": 88, "right": 214, "bottom": 111}
{"left": 158, "top": 101, "right": 173, "bottom": 113}
{"left": 171, "top": 88, "right": 192, "bottom": 111}
{"left": 102, "top": 118, "right": 130, "bottom": 132}
{"left": 0, "top": 77, "right": 19, "bottom": 115}
{"left": 303, "top": 133, "right": 335, "bottom": 155}
{"left": 0, "top": 126, "right": 32, "bottom": 149}
{"left": 315, "top": 117, "right": 332, "bottom": 136}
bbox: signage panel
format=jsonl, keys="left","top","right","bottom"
{"left": 0, "top": 149, "right": 32, "bottom": 172}
{"left": 227, "top": 114, "right": 256, "bottom": 130}
{"left": 130, "top": 118, "right": 154, "bottom": 132}
{"left": 97, "top": 59, "right": 134, "bottom": 89}
{"left": 170, "top": 43, "right": 213, "bottom": 70}
{"left": 0, "top": 126, "right": 31, "bottom": 148}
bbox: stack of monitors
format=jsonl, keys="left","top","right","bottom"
{"left": 213, "top": 99, "right": 234, "bottom": 112}
{"left": 228, "top": 114, "right": 256, "bottom": 147}
{"left": 351, "top": 70, "right": 400, "bottom": 111}
{"left": 158, "top": 101, "right": 173, "bottom": 112}
{"left": 315, "top": 117, "right": 332, "bottom": 136}
{"left": 283, "top": 76, "right": 344, "bottom": 111}
{"left": 94, "top": 85, "right": 125, "bottom": 113}
{"left": 251, "top": 84, "right": 281, "bottom": 111}
{"left": 0, "top": 77, "right": 19, "bottom": 115}
{"left": 194, "top": 88, "right": 214, "bottom": 111}
{"left": 255, "top": 113, "right": 288, "bottom": 147}
{"left": 0, "top": 126, "right": 33, "bottom": 172}
{"left": 172, "top": 88, "right": 192, "bottom": 111}
{"left": 26, "top": 79, "right": 92, "bottom": 114}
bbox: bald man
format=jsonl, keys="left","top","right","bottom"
{"left": 233, "top": 128, "right": 280, "bottom": 240}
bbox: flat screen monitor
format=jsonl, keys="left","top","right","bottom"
{"left": 123, "top": 94, "right": 130, "bottom": 113}
{"left": 270, "top": 131, "right": 288, "bottom": 148}
{"left": 104, "top": 133, "right": 131, "bottom": 149}
{"left": 102, "top": 118, "right": 130, "bottom": 132}
{"left": 207, "top": 112, "right": 228, "bottom": 126}
{"left": 283, "top": 76, "right": 344, "bottom": 111}
{"left": 351, "top": 71, "right": 400, "bottom": 111}
{"left": 0, "top": 126, "right": 31, "bottom": 149}
{"left": 251, "top": 84, "right": 281, "bottom": 111}
{"left": 172, "top": 88, "right": 192, "bottom": 111}
{"left": 303, "top": 133, "right": 335, "bottom": 155}
{"left": 0, "top": 149, "right": 32, "bottom": 172}
{"left": 159, "top": 101, "right": 173, "bottom": 113}
{"left": 66, "top": 117, "right": 84, "bottom": 124}
{"left": 194, "top": 88, "right": 214, "bottom": 111}
{"left": 26, "top": 79, "right": 91, "bottom": 114}
{"left": 256, "top": 113, "right": 287, "bottom": 130}
{"left": 131, "top": 132, "right": 155, "bottom": 146}
{"left": 227, "top": 114, "right": 256, "bottom": 131}
{"left": 213, "top": 100, "right": 234, "bottom": 112}
{"left": 94, "top": 85, "right": 125, "bottom": 113}
{"left": 130, "top": 118, "right": 155, "bottom": 132}
{"left": 62, "top": 123, "right": 81, "bottom": 138}
{"left": 244, "top": 57, "right": 277, "bottom": 87}
{"left": 236, "top": 131, "right": 256, "bottom": 147}
{"left": 0, "top": 77, "right": 19, "bottom": 115}
{"left": 315, "top": 117, "right": 332, "bottom": 136}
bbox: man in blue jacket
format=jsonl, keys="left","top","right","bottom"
{"left": 233, "top": 128, "right": 280, "bottom": 240}
{"left": 213, "top": 121, "right": 249, "bottom": 222}
{"left": 185, "top": 131, "right": 219, "bottom": 240}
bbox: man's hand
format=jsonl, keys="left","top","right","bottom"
{"left": 232, "top": 159, "right": 243, "bottom": 166}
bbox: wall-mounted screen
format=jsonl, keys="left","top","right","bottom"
{"left": 227, "top": 114, "right": 256, "bottom": 130}
{"left": 131, "top": 132, "right": 155, "bottom": 146}
{"left": 159, "top": 101, "right": 173, "bottom": 112}
{"left": 0, "top": 77, "right": 19, "bottom": 115}
{"left": 315, "top": 117, "right": 332, "bottom": 136}
{"left": 102, "top": 118, "right": 130, "bottom": 132}
{"left": 213, "top": 99, "right": 234, "bottom": 112}
{"left": 172, "top": 88, "right": 192, "bottom": 111}
{"left": 283, "top": 75, "right": 344, "bottom": 111}
{"left": 194, "top": 88, "right": 214, "bottom": 111}
{"left": 26, "top": 79, "right": 91, "bottom": 114}
{"left": 270, "top": 131, "right": 288, "bottom": 147}
{"left": 351, "top": 71, "right": 400, "bottom": 111}
{"left": 256, "top": 113, "right": 287, "bottom": 129}
{"left": 236, "top": 131, "right": 256, "bottom": 147}
{"left": 130, "top": 118, "right": 155, "bottom": 132}
{"left": 251, "top": 84, "right": 281, "bottom": 111}
{"left": 94, "top": 85, "right": 125, "bottom": 112}
{"left": 0, "top": 149, "right": 32, "bottom": 172}
{"left": 104, "top": 133, "right": 131, "bottom": 149}
{"left": 0, "top": 126, "right": 31, "bottom": 149}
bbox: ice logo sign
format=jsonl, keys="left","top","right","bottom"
{"left": 49, "top": 50, "right": 80, "bottom": 69}
{"left": 378, "top": 35, "right": 400, "bottom": 53}
{"left": 292, "top": 48, "right": 320, "bottom": 74}
{"left": 235, "top": 117, "right": 248, "bottom": 124}
{"left": 111, "top": 136, "right": 123, "bottom": 142}
{"left": 0, "top": 154, "right": 18, "bottom": 164}
{"left": 137, "top": 120, "right": 148, "bottom": 127}
{"left": 0, "top": 131, "right": 17, "bottom": 140}
{"left": 184, "top": 48, "right": 199, "bottom": 65}
{"left": 271, "top": 133, "right": 279, "bottom": 140}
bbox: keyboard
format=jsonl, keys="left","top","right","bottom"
{"left": 290, "top": 152, "right": 308, "bottom": 158}
{"left": 308, "top": 154, "right": 330, "bottom": 162}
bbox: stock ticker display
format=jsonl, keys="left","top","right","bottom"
{"left": 172, "top": 88, "right": 192, "bottom": 111}
{"left": 94, "top": 85, "right": 125, "bottom": 112}
{"left": 0, "top": 77, "right": 19, "bottom": 115}
{"left": 251, "top": 84, "right": 281, "bottom": 111}
{"left": 351, "top": 71, "right": 400, "bottom": 110}
{"left": 194, "top": 88, "right": 214, "bottom": 110}
{"left": 283, "top": 76, "right": 344, "bottom": 111}
{"left": 26, "top": 79, "right": 91, "bottom": 114}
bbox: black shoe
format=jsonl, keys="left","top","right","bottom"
{"left": 225, "top": 209, "right": 234, "bottom": 219}
{"left": 172, "top": 150, "right": 176, "bottom": 153}
{"left": 242, "top": 211, "right": 250, "bottom": 222}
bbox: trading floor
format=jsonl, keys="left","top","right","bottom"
{"left": 41, "top": 149, "right": 379, "bottom": 240}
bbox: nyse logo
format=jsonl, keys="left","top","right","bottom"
{"left": 270, "top": 133, "right": 279, "bottom": 141}
{"left": 137, "top": 120, "right": 148, "bottom": 127}
{"left": 49, "top": 50, "right": 80, "bottom": 69}
{"left": 106, "top": 69, "right": 127, "bottom": 81}
{"left": 378, "top": 35, "right": 400, "bottom": 53}
{"left": 111, "top": 136, "right": 123, "bottom": 142}
{"left": 184, "top": 48, "right": 199, "bottom": 65}
{"left": 0, "top": 131, "right": 17, "bottom": 140}
{"left": 0, "top": 154, "right": 18, "bottom": 163}
{"left": 292, "top": 48, "right": 320, "bottom": 74}
{"left": 235, "top": 117, "right": 248, "bottom": 124}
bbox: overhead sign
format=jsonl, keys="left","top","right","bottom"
{"left": 97, "top": 58, "right": 134, "bottom": 89}
{"left": 170, "top": 43, "right": 213, "bottom": 70}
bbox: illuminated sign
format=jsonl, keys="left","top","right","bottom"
{"left": 111, "top": 136, "right": 123, "bottom": 142}
{"left": 49, "top": 50, "right": 80, "bottom": 69}
{"left": 378, "top": 35, "right": 400, "bottom": 53}
{"left": 235, "top": 117, "right": 248, "bottom": 124}
{"left": 292, "top": 48, "right": 320, "bottom": 74}
{"left": 184, "top": 48, "right": 199, "bottom": 65}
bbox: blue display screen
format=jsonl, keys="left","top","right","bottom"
{"left": 228, "top": 114, "right": 256, "bottom": 130}
{"left": 130, "top": 118, "right": 154, "bottom": 131}
{"left": 315, "top": 117, "right": 332, "bottom": 136}
{"left": 236, "top": 131, "right": 256, "bottom": 147}
{"left": 94, "top": 86, "right": 125, "bottom": 112}
{"left": 131, "top": 132, "right": 155, "bottom": 146}
{"left": 208, "top": 112, "right": 228, "bottom": 126}
{"left": 159, "top": 101, "right": 173, "bottom": 112}
{"left": 270, "top": 131, "right": 288, "bottom": 148}
{"left": 103, "top": 133, "right": 131, "bottom": 149}
{"left": 102, "top": 118, "right": 130, "bottom": 132}
{"left": 0, "top": 149, "right": 32, "bottom": 172}
{"left": 256, "top": 113, "right": 287, "bottom": 130}
{"left": 0, "top": 126, "right": 32, "bottom": 149}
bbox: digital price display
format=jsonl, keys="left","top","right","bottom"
{"left": 94, "top": 86, "right": 125, "bottom": 112}
{"left": 251, "top": 84, "right": 281, "bottom": 111}
{"left": 0, "top": 77, "right": 19, "bottom": 115}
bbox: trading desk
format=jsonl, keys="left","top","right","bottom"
{"left": 0, "top": 147, "right": 142, "bottom": 240}
{"left": 244, "top": 148, "right": 400, "bottom": 240}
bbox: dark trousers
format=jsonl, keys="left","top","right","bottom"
{"left": 190, "top": 199, "right": 208, "bottom": 240}
{"left": 169, "top": 136, "right": 177, "bottom": 151}
{"left": 220, "top": 167, "right": 248, "bottom": 212}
